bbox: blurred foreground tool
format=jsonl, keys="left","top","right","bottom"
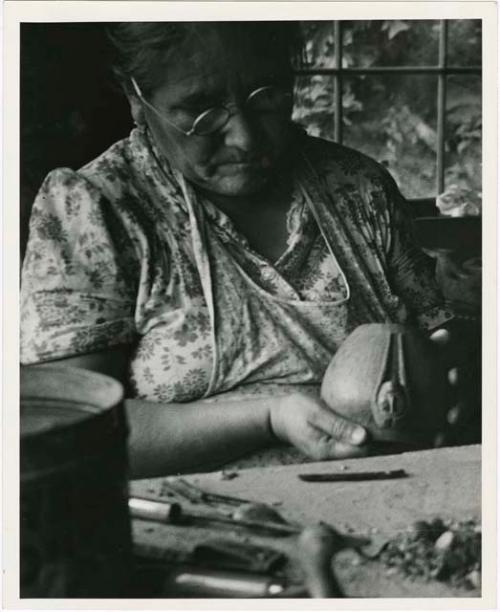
{"left": 131, "top": 499, "right": 359, "bottom": 598}
{"left": 129, "top": 496, "right": 299, "bottom": 536}
{"left": 133, "top": 552, "right": 303, "bottom": 597}
{"left": 298, "top": 469, "right": 408, "bottom": 482}
{"left": 133, "top": 540, "right": 301, "bottom": 597}
{"left": 192, "top": 538, "right": 286, "bottom": 573}
{"left": 298, "top": 525, "right": 345, "bottom": 597}
{"left": 162, "top": 478, "right": 254, "bottom": 507}
{"left": 133, "top": 521, "right": 344, "bottom": 597}
{"left": 163, "top": 567, "right": 300, "bottom": 597}
{"left": 130, "top": 496, "right": 370, "bottom": 550}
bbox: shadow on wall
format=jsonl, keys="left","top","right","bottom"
{"left": 21, "top": 23, "right": 132, "bottom": 259}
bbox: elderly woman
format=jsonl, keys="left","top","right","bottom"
{"left": 21, "top": 22, "right": 461, "bottom": 477}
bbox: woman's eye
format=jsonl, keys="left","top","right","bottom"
{"left": 178, "top": 97, "right": 221, "bottom": 113}
{"left": 181, "top": 104, "right": 208, "bottom": 113}
{"left": 168, "top": 107, "right": 204, "bottom": 124}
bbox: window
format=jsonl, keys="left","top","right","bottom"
{"left": 293, "top": 20, "right": 482, "bottom": 201}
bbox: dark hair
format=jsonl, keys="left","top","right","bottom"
{"left": 107, "top": 21, "right": 304, "bottom": 97}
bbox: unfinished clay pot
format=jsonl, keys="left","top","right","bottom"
{"left": 320, "top": 324, "right": 449, "bottom": 444}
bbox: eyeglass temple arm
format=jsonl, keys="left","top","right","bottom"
{"left": 129, "top": 77, "right": 193, "bottom": 136}
{"left": 130, "top": 76, "right": 143, "bottom": 99}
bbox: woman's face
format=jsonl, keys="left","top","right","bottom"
{"left": 139, "top": 35, "right": 295, "bottom": 197}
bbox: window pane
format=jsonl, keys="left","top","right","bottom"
{"left": 447, "top": 20, "right": 482, "bottom": 66}
{"left": 342, "top": 20, "right": 439, "bottom": 67}
{"left": 300, "top": 21, "right": 336, "bottom": 68}
{"left": 444, "top": 75, "right": 482, "bottom": 198}
{"left": 293, "top": 74, "right": 335, "bottom": 140}
{"left": 342, "top": 74, "right": 438, "bottom": 198}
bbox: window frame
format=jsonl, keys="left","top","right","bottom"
{"left": 295, "top": 20, "right": 482, "bottom": 198}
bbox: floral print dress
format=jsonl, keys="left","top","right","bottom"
{"left": 20, "top": 126, "right": 453, "bottom": 403}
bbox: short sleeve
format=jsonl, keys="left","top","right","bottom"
{"left": 379, "top": 171, "right": 454, "bottom": 331}
{"left": 20, "top": 168, "right": 139, "bottom": 364}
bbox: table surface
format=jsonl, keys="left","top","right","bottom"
{"left": 131, "top": 444, "right": 481, "bottom": 598}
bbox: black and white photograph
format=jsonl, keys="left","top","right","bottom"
{"left": 3, "top": 0, "right": 497, "bottom": 608}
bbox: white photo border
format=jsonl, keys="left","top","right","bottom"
{"left": 2, "top": 2, "right": 497, "bottom": 610}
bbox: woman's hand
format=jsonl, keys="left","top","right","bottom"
{"left": 428, "top": 325, "right": 481, "bottom": 446}
{"left": 269, "top": 391, "right": 368, "bottom": 461}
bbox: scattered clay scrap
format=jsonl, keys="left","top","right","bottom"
{"left": 220, "top": 470, "right": 239, "bottom": 481}
{"left": 379, "top": 518, "right": 481, "bottom": 589}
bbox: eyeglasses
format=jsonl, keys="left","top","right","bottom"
{"left": 131, "top": 77, "right": 292, "bottom": 137}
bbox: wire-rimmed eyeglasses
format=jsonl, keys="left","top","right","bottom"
{"left": 130, "top": 77, "right": 292, "bottom": 137}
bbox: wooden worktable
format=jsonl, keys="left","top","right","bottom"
{"left": 131, "top": 444, "right": 481, "bottom": 598}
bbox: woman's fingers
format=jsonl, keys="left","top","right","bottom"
{"left": 448, "top": 367, "right": 459, "bottom": 386}
{"left": 321, "top": 439, "right": 369, "bottom": 459}
{"left": 447, "top": 401, "right": 467, "bottom": 425}
{"left": 271, "top": 392, "right": 370, "bottom": 461}
{"left": 308, "top": 405, "right": 367, "bottom": 446}
{"left": 433, "top": 432, "right": 447, "bottom": 448}
{"left": 305, "top": 427, "right": 369, "bottom": 460}
{"left": 429, "top": 327, "right": 451, "bottom": 346}
{"left": 447, "top": 405, "right": 461, "bottom": 425}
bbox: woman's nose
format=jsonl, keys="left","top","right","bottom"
{"left": 222, "top": 109, "right": 258, "bottom": 151}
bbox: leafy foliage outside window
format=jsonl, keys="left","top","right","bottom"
{"left": 293, "top": 20, "right": 482, "bottom": 200}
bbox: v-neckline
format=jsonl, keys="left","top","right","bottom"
{"left": 197, "top": 181, "right": 309, "bottom": 266}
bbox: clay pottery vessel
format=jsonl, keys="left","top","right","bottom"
{"left": 321, "top": 323, "right": 449, "bottom": 444}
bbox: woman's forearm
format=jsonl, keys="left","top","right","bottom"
{"left": 26, "top": 348, "right": 368, "bottom": 479}
{"left": 124, "top": 396, "right": 275, "bottom": 478}
{"left": 26, "top": 349, "right": 276, "bottom": 478}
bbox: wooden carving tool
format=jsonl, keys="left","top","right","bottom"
{"left": 298, "top": 469, "right": 408, "bottom": 482}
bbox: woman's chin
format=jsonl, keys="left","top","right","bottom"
{"left": 196, "top": 170, "right": 272, "bottom": 197}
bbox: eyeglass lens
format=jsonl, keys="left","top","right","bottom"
{"left": 191, "top": 87, "right": 292, "bottom": 136}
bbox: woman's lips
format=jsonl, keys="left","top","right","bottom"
{"left": 217, "top": 156, "right": 272, "bottom": 170}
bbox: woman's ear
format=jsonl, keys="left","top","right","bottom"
{"left": 128, "top": 95, "right": 146, "bottom": 126}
